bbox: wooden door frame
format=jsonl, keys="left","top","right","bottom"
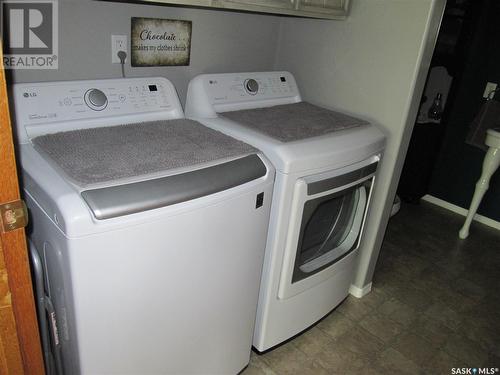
{"left": 0, "top": 46, "right": 45, "bottom": 374}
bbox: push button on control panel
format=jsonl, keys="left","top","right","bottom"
{"left": 244, "top": 79, "right": 259, "bottom": 95}
{"left": 84, "top": 88, "right": 108, "bottom": 111}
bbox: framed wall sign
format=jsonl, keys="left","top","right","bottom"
{"left": 131, "top": 17, "right": 192, "bottom": 67}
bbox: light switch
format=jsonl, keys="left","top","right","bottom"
{"left": 483, "top": 82, "right": 498, "bottom": 99}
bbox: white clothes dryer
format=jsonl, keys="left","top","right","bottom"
{"left": 12, "top": 77, "right": 274, "bottom": 374}
{"left": 186, "top": 71, "right": 386, "bottom": 351}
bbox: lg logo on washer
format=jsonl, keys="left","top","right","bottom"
{"left": 23, "top": 91, "right": 37, "bottom": 98}
{"left": 1, "top": 0, "right": 58, "bottom": 69}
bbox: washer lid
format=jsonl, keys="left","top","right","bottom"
{"left": 81, "top": 154, "right": 266, "bottom": 220}
{"left": 32, "top": 119, "right": 257, "bottom": 187}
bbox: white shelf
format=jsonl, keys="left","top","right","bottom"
{"left": 137, "top": 0, "right": 350, "bottom": 20}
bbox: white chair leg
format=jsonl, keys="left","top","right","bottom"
{"left": 459, "top": 146, "right": 500, "bottom": 239}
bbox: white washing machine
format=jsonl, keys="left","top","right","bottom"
{"left": 11, "top": 77, "right": 275, "bottom": 374}
{"left": 185, "top": 71, "right": 386, "bottom": 351}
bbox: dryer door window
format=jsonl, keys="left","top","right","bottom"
{"left": 292, "top": 182, "right": 368, "bottom": 283}
{"left": 277, "top": 157, "right": 379, "bottom": 300}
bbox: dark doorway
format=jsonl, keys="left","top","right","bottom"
{"left": 398, "top": 0, "right": 500, "bottom": 222}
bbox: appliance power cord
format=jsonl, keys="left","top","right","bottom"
{"left": 117, "top": 50, "right": 127, "bottom": 78}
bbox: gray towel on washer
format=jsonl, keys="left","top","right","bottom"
{"left": 220, "top": 102, "right": 369, "bottom": 143}
{"left": 32, "top": 119, "right": 256, "bottom": 186}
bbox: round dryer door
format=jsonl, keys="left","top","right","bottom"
{"left": 278, "top": 157, "right": 379, "bottom": 300}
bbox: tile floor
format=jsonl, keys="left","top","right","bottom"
{"left": 243, "top": 201, "right": 500, "bottom": 374}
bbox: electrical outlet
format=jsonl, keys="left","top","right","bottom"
{"left": 111, "top": 35, "right": 127, "bottom": 63}
{"left": 483, "top": 82, "right": 498, "bottom": 99}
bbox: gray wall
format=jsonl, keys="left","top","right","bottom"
{"left": 274, "top": 0, "right": 446, "bottom": 289}
{"left": 8, "top": 0, "right": 282, "bottom": 104}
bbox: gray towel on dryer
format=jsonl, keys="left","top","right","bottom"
{"left": 220, "top": 102, "right": 369, "bottom": 143}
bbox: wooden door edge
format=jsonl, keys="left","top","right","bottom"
{"left": 0, "top": 43, "right": 45, "bottom": 375}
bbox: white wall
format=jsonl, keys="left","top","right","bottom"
{"left": 274, "top": 0, "right": 445, "bottom": 289}
{"left": 8, "top": 0, "right": 282, "bottom": 104}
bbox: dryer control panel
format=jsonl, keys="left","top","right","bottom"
{"left": 13, "top": 77, "right": 183, "bottom": 144}
{"left": 207, "top": 72, "right": 298, "bottom": 104}
{"left": 185, "top": 71, "right": 302, "bottom": 118}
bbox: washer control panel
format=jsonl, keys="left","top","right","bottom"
{"left": 13, "top": 77, "right": 183, "bottom": 143}
{"left": 204, "top": 71, "right": 299, "bottom": 105}
{"left": 18, "top": 80, "right": 171, "bottom": 121}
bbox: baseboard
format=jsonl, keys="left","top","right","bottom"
{"left": 349, "top": 282, "right": 372, "bottom": 298}
{"left": 422, "top": 195, "right": 500, "bottom": 231}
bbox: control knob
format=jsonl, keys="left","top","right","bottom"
{"left": 84, "top": 88, "right": 108, "bottom": 111}
{"left": 244, "top": 79, "right": 259, "bottom": 95}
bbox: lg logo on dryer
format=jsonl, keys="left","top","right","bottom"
{"left": 1, "top": 0, "right": 58, "bottom": 69}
